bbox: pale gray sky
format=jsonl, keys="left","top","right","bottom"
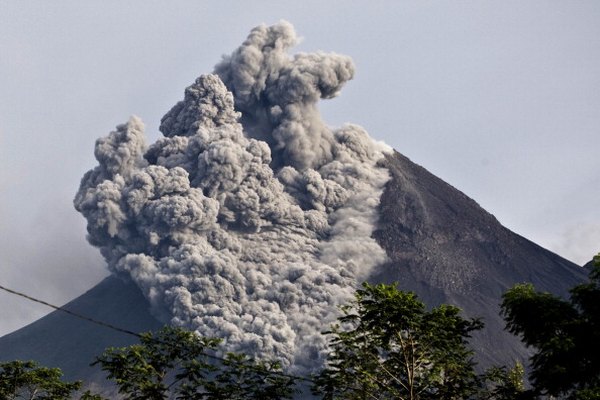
{"left": 1, "top": 1, "right": 598, "bottom": 336}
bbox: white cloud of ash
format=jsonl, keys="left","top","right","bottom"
{"left": 74, "top": 21, "right": 390, "bottom": 372}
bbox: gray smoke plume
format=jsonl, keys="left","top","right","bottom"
{"left": 75, "top": 21, "right": 390, "bottom": 372}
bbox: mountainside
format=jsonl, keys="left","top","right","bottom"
{"left": 0, "top": 149, "right": 586, "bottom": 385}
{"left": 371, "top": 151, "right": 586, "bottom": 368}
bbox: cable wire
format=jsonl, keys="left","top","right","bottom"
{"left": 0, "top": 282, "right": 316, "bottom": 384}
{"left": 0, "top": 283, "right": 142, "bottom": 338}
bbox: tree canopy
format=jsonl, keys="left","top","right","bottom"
{"left": 313, "top": 282, "right": 484, "bottom": 400}
{"left": 93, "top": 326, "right": 297, "bottom": 399}
{"left": 0, "top": 360, "right": 82, "bottom": 400}
{"left": 501, "top": 253, "right": 600, "bottom": 398}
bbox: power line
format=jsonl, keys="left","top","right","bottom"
{"left": 0, "top": 282, "right": 316, "bottom": 384}
{"left": 0, "top": 283, "right": 142, "bottom": 338}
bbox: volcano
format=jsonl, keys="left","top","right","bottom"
{"left": 0, "top": 21, "right": 587, "bottom": 389}
{"left": 0, "top": 149, "right": 585, "bottom": 383}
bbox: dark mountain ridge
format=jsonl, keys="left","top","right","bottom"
{"left": 0, "top": 150, "right": 587, "bottom": 385}
{"left": 372, "top": 151, "right": 586, "bottom": 368}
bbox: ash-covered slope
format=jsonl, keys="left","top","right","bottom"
{"left": 371, "top": 151, "right": 586, "bottom": 368}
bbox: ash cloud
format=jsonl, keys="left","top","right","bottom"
{"left": 75, "top": 21, "right": 390, "bottom": 372}
{"left": 214, "top": 20, "right": 355, "bottom": 170}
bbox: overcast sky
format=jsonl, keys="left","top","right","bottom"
{"left": 1, "top": 1, "right": 598, "bottom": 337}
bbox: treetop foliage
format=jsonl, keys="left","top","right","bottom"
{"left": 313, "top": 282, "right": 484, "bottom": 400}
{"left": 93, "top": 326, "right": 297, "bottom": 400}
{"left": 0, "top": 360, "right": 81, "bottom": 400}
{"left": 501, "top": 253, "right": 600, "bottom": 399}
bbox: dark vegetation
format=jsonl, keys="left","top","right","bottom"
{"left": 1, "top": 254, "right": 598, "bottom": 399}
{"left": 500, "top": 253, "right": 600, "bottom": 399}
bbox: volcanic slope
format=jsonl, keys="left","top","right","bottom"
{"left": 372, "top": 150, "right": 586, "bottom": 368}
{"left": 0, "top": 150, "right": 586, "bottom": 383}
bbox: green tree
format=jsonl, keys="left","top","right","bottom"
{"left": 481, "top": 362, "right": 531, "bottom": 400}
{"left": 94, "top": 326, "right": 297, "bottom": 399}
{"left": 0, "top": 360, "right": 82, "bottom": 400}
{"left": 501, "top": 253, "right": 600, "bottom": 398}
{"left": 312, "top": 282, "right": 483, "bottom": 400}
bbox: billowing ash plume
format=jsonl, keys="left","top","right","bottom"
{"left": 75, "top": 21, "right": 390, "bottom": 372}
